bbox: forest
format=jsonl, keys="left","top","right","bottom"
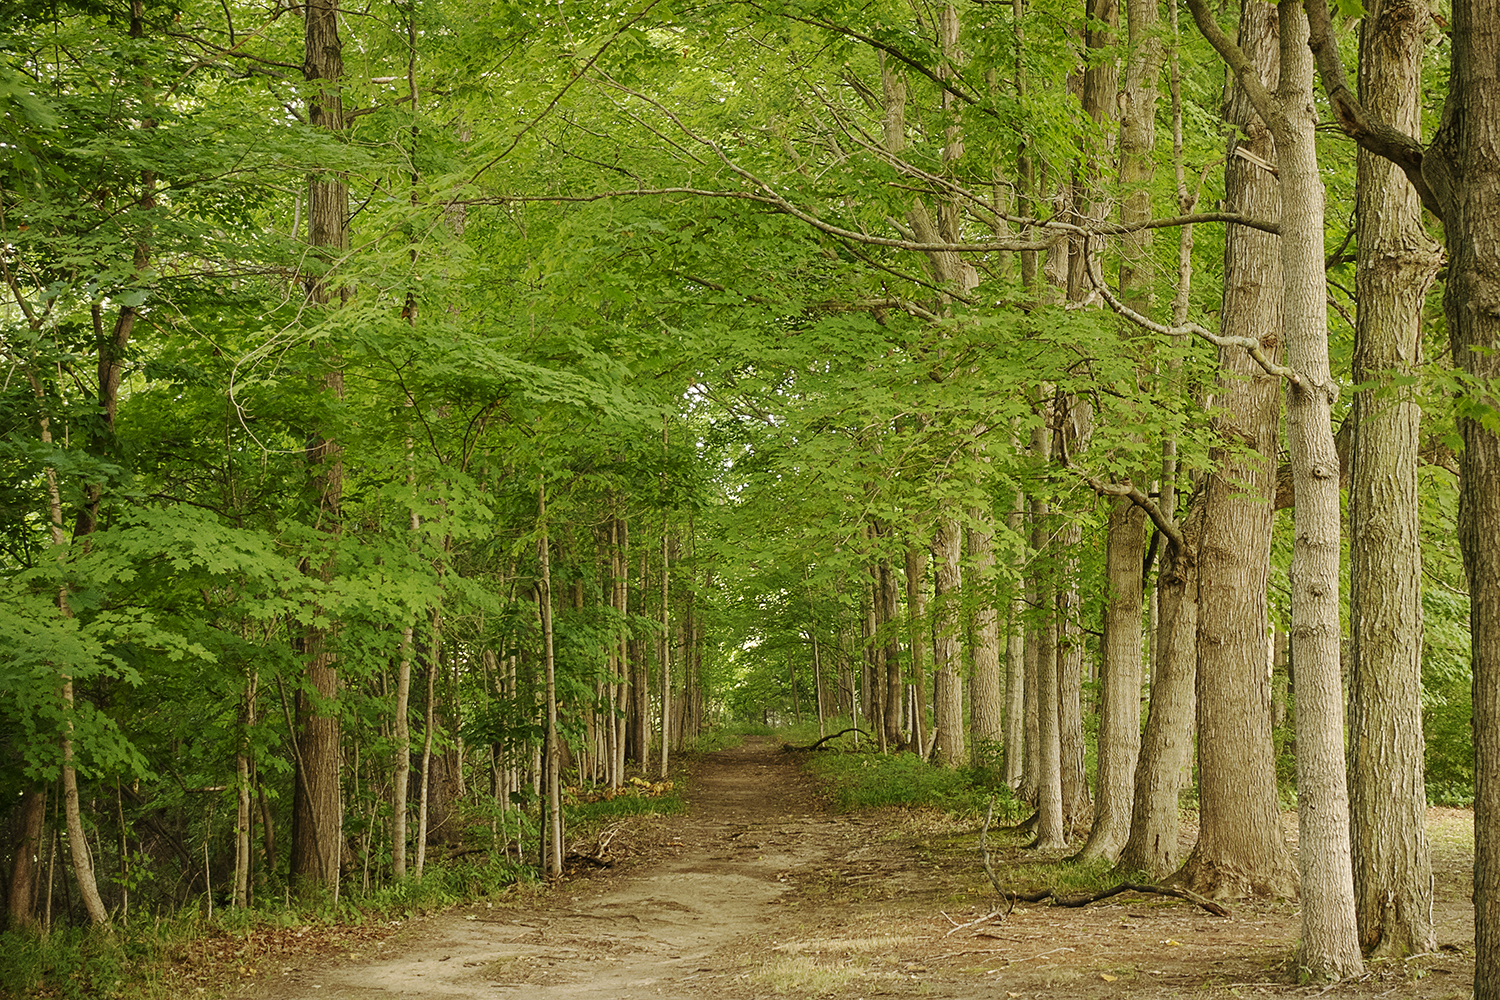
{"left": 0, "top": 0, "right": 1495, "bottom": 995}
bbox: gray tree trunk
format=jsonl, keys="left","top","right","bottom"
{"left": 1348, "top": 0, "right": 1438, "bottom": 958}
{"left": 1425, "top": 4, "right": 1500, "bottom": 992}
{"left": 1177, "top": 0, "right": 1293, "bottom": 901}
{"left": 932, "top": 516, "right": 966, "bottom": 765}
{"left": 967, "top": 511, "right": 1005, "bottom": 751}
{"left": 1116, "top": 500, "right": 1201, "bottom": 877}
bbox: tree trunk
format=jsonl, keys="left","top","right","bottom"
{"left": 1348, "top": 0, "right": 1438, "bottom": 958}
{"left": 1077, "top": 498, "right": 1145, "bottom": 862}
{"left": 539, "top": 491, "right": 564, "bottom": 878}
{"left": 1177, "top": 0, "right": 1293, "bottom": 901}
{"left": 8, "top": 786, "right": 47, "bottom": 929}
{"left": 1117, "top": 500, "right": 1201, "bottom": 877}
{"left": 234, "top": 671, "right": 258, "bottom": 907}
{"left": 1055, "top": 517, "right": 1091, "bottom": 833}
{"left": 1425, "top": 5, "right": 1500, "bottom": 992}
{"left": 659, "top": 515, "right": 671, "bottom": 780}
{"left": 967, "top": 512, "right": 1005, "bottom": 754}
{"left": 932, "top": 515, "right": 966, "bottom": 766}
{"left": 632, "top": 549, "right": 651, "bottom": 767}
{"left": 905, "top": 544, "right": 929, "bottom": 755}
{"left": 290, "top": 0, "right": 348, "bottom": 898}
{"left": 1003, "top": 484, "right": 1027, "bottom": 788}
{"left": 1267, "top": 0, "right": 1363, "bottom": 973}
{"left": 1030, "top": 462, "right": 1066, "bottom": 847}
{"left": 415, "top": 621, "right": 437, "bottom": 880}
{"left": 1078, "top": 0, "right": 1160, "bottom": 866}
{"left": 879, "top": 547, "right": 904, "bottom": 750}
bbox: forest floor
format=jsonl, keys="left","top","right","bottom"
{"left": 232, "top": 736, "right": 1475, "bottom": 1000}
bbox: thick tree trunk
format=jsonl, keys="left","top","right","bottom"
{"left": 1178, "top": 0, "right": 1293, "bottom": 900}
{"left": 1426, "top": 3, "right": 1500, "bottom": 991}
{"left": 932, "top": 515, "right": 966, "bottom": 766}
{"left": 1348, "top": 0, "right": 1438, "bottom": 958}
{"left": 1117, "top": 500, "right": 1201, "bottom": 877}
{"left": 8, "top": 786, "right": 47, "bottom": 928}
{"left": 1055, "top": 518, "right": 1091, "bottom": 833}
{"left": 1029, "top": 471, "right": 1066, "bottom": 847}
{"left": 1271, "top": 2, "right": 1362, "bottom": 974}
{"left": 1079, "top": 0, "right": 1159, "bottom": 866}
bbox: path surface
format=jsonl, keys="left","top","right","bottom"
{"left": 242, "top": 738, "right": 1476, "bottom": 1000}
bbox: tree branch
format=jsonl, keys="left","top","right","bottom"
{"left": 1081, "top": 233, "right": 1302, "bottom": 387}
{"left": 1301, "top": 0, "right": 1443, "bottom": 220}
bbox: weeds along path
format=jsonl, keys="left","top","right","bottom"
{"left": 240, "top": 737, "right": 1476, "bottom": 1000}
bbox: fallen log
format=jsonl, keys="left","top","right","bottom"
{"left": 1000, "top": 882, "right": 1231, "bottom": 917}
{"left": 782, "top": 727, "right": 872, "bottom": 752}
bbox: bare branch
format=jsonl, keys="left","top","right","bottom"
{"left": 1081, "top": 233, "right": 1302, "bottom": 387}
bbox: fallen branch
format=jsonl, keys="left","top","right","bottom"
{"left": 1001, "top": 881, "right": 1231, "bottom": 917}
{"left": 782, "top": 727, "right": 871, "bottom": 752}
{"left": 942, "top": 908, "right": 1008, "bottom": 937}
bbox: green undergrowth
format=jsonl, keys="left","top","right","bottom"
{"left": 803, "top": 747, "right": 1025, "bottom": 822}
{"left": 0, "top": 855, "right": 535, "bottom": 1000}
{"left": 0, "top": 782, "right": 693, "bottom": 1000}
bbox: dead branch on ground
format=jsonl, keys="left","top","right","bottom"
{"left": 1000, "top": 882, "right": 1230, "bottom": 917}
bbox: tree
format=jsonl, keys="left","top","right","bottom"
{"left": 1176, "top": 0, "right": 1295, "bottom": 903}
{"left": 1345, "top": 0, "right": 1438, "bottom": 958}
{"left": 1186, "top": 0, "right": 1362, "bottom": 974}
{"left": 289, "top": 0, "right": 350, "bottom": 896}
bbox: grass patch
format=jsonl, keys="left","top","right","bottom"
{"left": 748, "top": 953, "right": 865, "bottom": 994}
{"left": 804, "top": 750, "right": 1024, "bottom": 820}
{"left": 567, "top": 787, "right": 687, "bottom": 823}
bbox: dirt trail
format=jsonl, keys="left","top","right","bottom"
{"left": 243, "top": 737, "right": 1475, "bottom": 1000}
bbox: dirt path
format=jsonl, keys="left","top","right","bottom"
{"left": 242, "top": 738, "right": 1475, "bottom": 1000}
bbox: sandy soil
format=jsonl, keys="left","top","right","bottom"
{"left": 236, "top": 737, "right": 1476, "bottom": 1000}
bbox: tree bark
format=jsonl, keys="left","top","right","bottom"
{"left": 967, "top": 511, "right": 1005, "bottom": 751}
{"left": 1347, "top": 0, "right": 1438, "bottom": 958}
{"left": 290, "top": 0, "right": 348, "bottom": 898}
{"left": 1426, "top": 4, "right": 1500, "bottom": 991}
{"left": 539, "top": 491, "right": 564, "bottom": 878}
{"left": 1272, "top": 4, "right": 1362, "bottom": 973}
{"left": 1117, "top": 500, "right": 1201, "bottom": 877}
{"left": 1077, "top": 498, "right": 1145, "bottom": 862}
{"left": 905, "top": 544, "right": 930, "bottom": 754}
{"left": 1177, "top": 0, "right": 1293, "bottom": 901}
{"left": 932, "top": 515, "right": 966, "bottom": 766}
{"left": 1030, "top": 463, "right": 1066, "bottom": 847}
{"left": 1003, "top": 480, "right": 1027, "bottom": 789}
{"left": 1055, "top": 517, "right": 1091, "bottom": 833}
{"left": 8, "top": 786, "right": 47, "bottom": 928}
{"left": 878, "top": 543, "right": 904, "bottom": 750}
